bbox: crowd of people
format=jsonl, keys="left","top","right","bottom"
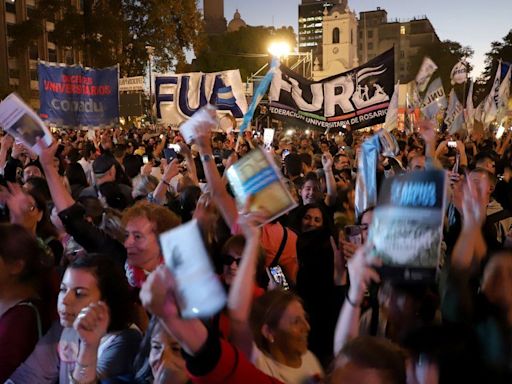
{"left": 0, "top": 114, "right": 512, "bottom": 384}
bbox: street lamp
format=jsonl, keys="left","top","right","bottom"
{"left": 267, "top": 41, "right": 291, "bottom": 59}
{"left": 145, "top": 45, "right": 155, "bottom": 123}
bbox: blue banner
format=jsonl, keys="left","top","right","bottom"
{"left": 38, "top": 62, "right": 119, "bottom": 128}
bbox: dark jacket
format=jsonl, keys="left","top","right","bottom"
{"left": 58, "top": 203, "right": 126, "bottom": 266}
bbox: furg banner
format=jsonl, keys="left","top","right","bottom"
{"left": 269, "top": 48, "right": 394, "bottom": 131}
{"left": 38, "top": 62, "right": 119, "bottom": 128}
{"left": 155, "top": 70, "right": 248, "bottom": 128}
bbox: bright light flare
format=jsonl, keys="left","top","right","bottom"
{"left": 268, "top": 41, "right": 291, "bottom": 58}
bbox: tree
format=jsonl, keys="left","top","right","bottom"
{"left": 409, "top": 39, "right": 474, "bottom": 93}
{"left": 192, "top": 26, "right": 296, "bottom": 80}
{"left": 9, "top": 0, "right": 204, "bottom": 76}
{"left": 123, "top": 0, "right": 204, "bottom": 74}
{"left": 475, "top": 29, "right": 512, "bottom": 103}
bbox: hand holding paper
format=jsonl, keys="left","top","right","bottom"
{"left": 0, "top": 93, "right": 53, "bottom": 155}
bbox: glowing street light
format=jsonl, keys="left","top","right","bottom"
{"left": 268, "top": 41, "right": 291, "bottom": 58}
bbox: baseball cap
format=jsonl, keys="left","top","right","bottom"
{"left": 92, "top": 154, "right": 116, "bottom": 175}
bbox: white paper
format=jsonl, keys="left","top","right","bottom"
{"left": 179, "top": 105, "right": 218, "bottom": 144}
{"left": 160, "top": 219, "right": 226, "bottom": 318}
{"left": 0, "top": 93, "right": 53, "bottom": 153}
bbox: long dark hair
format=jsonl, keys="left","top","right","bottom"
{"left": 68, "top": 254, "right": 135, "bottom": 332}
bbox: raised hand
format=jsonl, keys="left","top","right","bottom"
{"left": 74, "top": 301, "right": 110, "bottom": 347}
{"left": 461, "top": 175, "right": 487, "bottom": 229}
{"left": 0, "top": 182, "right": 37, "bottom": 226}
{"left": 162, "top": 158, "right": 180, "bottom": 182}
{"left": 177, "top": 142, "right": 191, "bottom": 158}
{"left": 1, "top": 134, "right": 14, "bottom": 151}
{"left": 322, "top": 151, "right": 334, "bottom": 170}
{"left": 140, "top": 265, "right": 180, "bottom": 320}
{"left": 418, "top": 119, "right": 437, "bottom": 144}
{"left": 347, "top": 244, "right": 381, "bottom": 306}
{"left": 34, "top": 138, "right": 59, "bottom": 168}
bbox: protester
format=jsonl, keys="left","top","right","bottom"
{"left": 7, "top": 254, "right": 141, "bottom": 383}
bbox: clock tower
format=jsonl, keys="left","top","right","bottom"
{"left": 317, "top": 3, "right": 358, "bottom": 79}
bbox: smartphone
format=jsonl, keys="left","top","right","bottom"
{"left": 160, "top": 134, "right": 164, "bottom": 139}
{"left": 267, "top": 266, "right": 290, "bottom": 290}
{"left": 447, "top": 141, "right": 457, "bottom": 148}
{"left": 282, "top": 149, "right": 290, "bottom": 159}
{"left": 163, "top": 148, "right": 177, "bottom": 162}
{"left": 142, "top": 155, "right": 149, "bottom": 164}
{"left": 344, "top": 225, "right": 362, "bottom": 245}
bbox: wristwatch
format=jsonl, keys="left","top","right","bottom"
{"left": 200, "top": 153, "right": 213, "bottom": 162}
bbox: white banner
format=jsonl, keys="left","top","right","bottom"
{"left": 119, "top": 76, "right": 144, "bottom": 92}
{"left": 155, "top": 70, "right": 248, "bottom": 129}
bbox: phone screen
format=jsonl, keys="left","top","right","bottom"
{"left": 268, "top": 266, "right": 290, "bottom": 290}
{"left": 142, "top": 155, "right": 149, "bottom": 164}
{"left": 345, "top": 225, "right": 362, "bottom": 245}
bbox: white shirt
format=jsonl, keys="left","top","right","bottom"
{"left": 78, "top": 157, "right": 93, "bottom": 186}
{"left": 252, "top": 346, "right": 323, "bottom": 384}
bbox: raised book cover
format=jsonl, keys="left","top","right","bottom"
{"left": 0, "top": 93, "right": 53, "bottom": 151}
{"left": 368, "top": 169, "right": 447, "bottom": 282}
{"left": 226, "top": 147, "right": 297, "bottom": 224}
{"left": 160, "top": 219, "right": 226, "bottom": 318}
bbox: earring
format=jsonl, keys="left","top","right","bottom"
{"left": 269, "top": 336, "right": 275, "bottom": 343}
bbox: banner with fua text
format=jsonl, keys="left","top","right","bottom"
{"left": 269, "top": 48, "right": 394, "bottom": 131}
{"left": 38, "top": 61, "right": 119, "bottom": 128}
{"left": 155, "top": 70, "right": 248, "bottom": 130}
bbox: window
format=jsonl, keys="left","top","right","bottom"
{"left": 6, "top": 24, "right": 16, "bottom": 37}
{"left": 367, "top": 30, "right": 373, "bottom": 38}
{"left": 30, "top": 69, "right": 38, "bottom": 81}
{"left": 8, "top": 43, "right": 16, "bottom": 58}
{"left": 27, "top": 6, "right": 37, "bottom": 20}
{"left": 368, "top": 42, "right": 373, "bottom": 50}
{"left": 400, "top": 25, "right": 406, "bottom": 35}
{"left": 48, "top": 48, "right": 57, "bottom": 62}
{"left": 400, "top": 50, "right": 405, "bottom": 58}
{"left": 65, "top": 49, "right": 73, "bottom": 65}
{"left": 29, "top": 43, "right": 39, "bottom": 60}
{"left": 351, "top": 29, "right": 353, "bottom": 44}
{"left": 9, "top": 68, "right": 20, "bottom": 79}
{"left": 332, "top": 28, "right": 340, "bottom": 44}
{"left": 6, "top": 1, "right": 16, "bottom": 14}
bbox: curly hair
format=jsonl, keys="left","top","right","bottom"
{"left": 121, "top": 200, "right": 181, "bottom": 235}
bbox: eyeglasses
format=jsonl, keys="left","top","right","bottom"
{"left": 222, "top": 255, "right": 242, "bottom": 266}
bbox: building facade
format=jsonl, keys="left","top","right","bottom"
{"left": 357, "top": 8, "right": 440, "bottom": 83}
{"left": 298, "top": 0, "right": 346, "bottom": 61}
{"left": 0, "top": 0, "right": 83, "bottom": 108}
{"left": 203, "top": 0, "right": 226, "bottom": 35}
{"left": 312, "top": 4, "right": 358, "bottom": 80}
